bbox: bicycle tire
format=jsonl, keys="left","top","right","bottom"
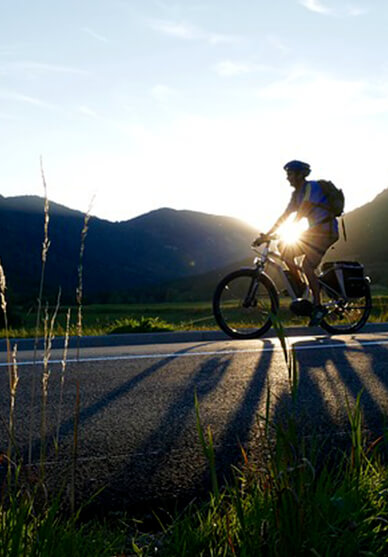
{"left": 320, "top": 280, "right": 372, "bottom": 334}
{"left": 213, "top": 269, "right": 279, "bottom": 339}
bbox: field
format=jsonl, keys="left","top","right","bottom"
{"left": 4, "top": 291, "right": 388, "bottom": 338}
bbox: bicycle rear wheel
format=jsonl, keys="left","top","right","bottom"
{"left": 213, "top": 269, "right": 279, "bottom": 339}
{"left": 320, "top": 281, "right": 372, "bottom": 334}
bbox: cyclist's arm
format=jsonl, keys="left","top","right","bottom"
{"left": 266, "top": 191, "right": 297, "bottom": 234}
{"left": 266, "top": 208, "right": 293, "bottom": 235}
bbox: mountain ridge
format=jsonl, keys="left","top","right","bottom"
{"left": 1, "top": 188, "right": 388, "bottom": 304}
{"left": 0, "top": 195, "right": 257, "bottom": 303}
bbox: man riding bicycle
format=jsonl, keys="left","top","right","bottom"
{"left": 254, "top": 160, "right": 340, "bottom": 326}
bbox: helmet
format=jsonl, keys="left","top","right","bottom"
{"left": 283, "top": 160, "right": 311, "bottom": 176}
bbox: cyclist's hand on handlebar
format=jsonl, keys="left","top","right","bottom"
{"left": 252, "top": 232, "right": 269, "bottom": 247}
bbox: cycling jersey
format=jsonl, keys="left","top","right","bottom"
{"left": 286, "top": 180, "right": 339, "bottom": 234}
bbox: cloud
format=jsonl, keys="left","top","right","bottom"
{"left": 256, "top": 67, "right": 388, "bottom": 118}
{"left": 299, "top": 0, "right": 368, "bottom": 16}
{"left": 0, "top": 61, "right": 89, "bottom": 76}
{"left": 78, "top": 105, "right": 99, "bottom": 118}
{"left": 0, "top": 44, "right": 24, "bottom": 56}
{"left": 0, "top": 112, "right": 16, "bottom": 120}
{"left": 81, "top": 27, "right": 109, "bottom": 43}
{"left": 266, "top": 35, "right": 289, "bottom": 54}
{"left": 150, "top": 84, "right": 178, "bottom": 103}
{"left": 149, "top": 19, "right": 197, "bottom": 39}
{"left": 0, "top": 90, "right": 58, "bottom": 110}
{"left": 214, "top": 60, "right": 266, "bottom": 77}
{"left": 346, "top": 5, "right": 367, "bottom": 16}
{"left": 299, "top": 0, "right": 332, "bottom": 14}
{"left": 149, "top": 19, "right": 239, "bottom": 44}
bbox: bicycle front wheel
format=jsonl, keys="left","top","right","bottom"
{"left": 320, "top": 281, "right": 372, "bottom": 334}
{"left": 213, "top": 270, "right": 279, "bottom": 339}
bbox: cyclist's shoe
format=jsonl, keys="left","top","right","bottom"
{"left": 309, "top": 305, "right": 328, "bottom": 327}
{"left": 290, "top": 298, "right": 313, "bottom": 317}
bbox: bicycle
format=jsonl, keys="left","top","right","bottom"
{"left": 213, "top": 233, "right": 372, "bottom": 339}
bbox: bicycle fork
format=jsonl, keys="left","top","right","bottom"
{"left": 242, "top": 274, "right": 260, "bottom": 308}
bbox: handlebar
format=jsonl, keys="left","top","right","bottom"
{"left": 251, "top": 233, "right": 279, "bottom": 249}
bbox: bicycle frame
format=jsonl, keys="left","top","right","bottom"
{"left": 251, "top": 239, "right": 348, "bottom": 302}
{"left": 251, "top": 241, "right": 307, "bottom": 300}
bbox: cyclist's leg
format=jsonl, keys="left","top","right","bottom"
{"left": 302, "top": 256, "right": 321, "bottom": 304}
{"left": 279, "top": 242, "right": 305, "bottom": 288}
{"left": 299, "top": 228, "right": 339, "bottom": 324}
{"left": 300, "top": 228, "right": 338, "bottom": 292}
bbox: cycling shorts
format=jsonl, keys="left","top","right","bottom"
{"left": 280, "top": 223, "right": 339, "bottom": 269}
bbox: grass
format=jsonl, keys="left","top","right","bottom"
{"left": 0, "top": 476, "right": 128, "bottom": 556}
{"left": 144, "top": 422, "right": 388, "bottom": 556}
{"left": 3, "top": 292, "right": 388, "bottom": 339}
{"left": 0, "top": 301, "right": 217, "bottom": 338}
{"left": 2, "top": 390, "right": 388, "bottom": 556}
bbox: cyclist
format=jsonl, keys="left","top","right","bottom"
{"left": 253, "top": 160, "right": 340, "bottom": 326}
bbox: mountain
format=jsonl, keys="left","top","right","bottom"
{"left": 0, "top": 196, "right": 257, "bottom": 303}
{"left": 1, "top": 188, "right": 387, "bottom": 306}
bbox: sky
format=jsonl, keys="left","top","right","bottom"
{"left": 1, "top": 0, "right": 388, "bottom": 230}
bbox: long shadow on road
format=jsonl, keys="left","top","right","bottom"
{"left": 102, "top": 339, "right": 274, "bottom": 512}
{"left": 22, "top": 342, "right": 216, "bottom": 463}
{"left": 271, "top": 335, "right": 388, "bottom": 446}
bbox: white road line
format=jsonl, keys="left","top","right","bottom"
{"left": 0, "top": 337, "right": 388, "bottom": 367}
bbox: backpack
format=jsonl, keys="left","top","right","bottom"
{"left": 317, "top": 180, "right": 345, "bottom": 217}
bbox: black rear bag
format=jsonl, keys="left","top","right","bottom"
{"left": 320, "top": 261, "right": 366, "bottom": 298}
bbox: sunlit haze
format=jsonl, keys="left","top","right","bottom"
{"left": 2, "top": 1, "right": 388, "bottom": 230}
{"left": 277, "top": 216, "right": 309, "bottom": 245}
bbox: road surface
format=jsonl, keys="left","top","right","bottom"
{"left": 1, "top": 326, "right": 388, "bottom": 513}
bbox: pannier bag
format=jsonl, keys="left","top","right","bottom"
{"left": 320, "top": 261, "right": 366, "bottom": 298}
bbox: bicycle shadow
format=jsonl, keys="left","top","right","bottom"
{"left": 270, "top": 333, "right": 388, "bottom": 447}
{"left": 94, "top": 339, "right": 275, "bottom": 513}
{"left": 4, "top": 339, "right": 274, "bottom": 514}
{"left": 6, "top": 342, "right": 215, "bottom": 464}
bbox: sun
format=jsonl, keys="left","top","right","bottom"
{"left": 277, "top": 217, "right": 308, "bottom": 245}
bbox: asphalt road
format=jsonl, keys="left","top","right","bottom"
{"left": 1, "top": 325, "right": 388, "bottom": 514}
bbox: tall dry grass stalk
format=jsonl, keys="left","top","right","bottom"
{"left": 76, "top": 197, "right": 94, "bottom": 361}
{"left": 55, "top": 307, "right": 71, "bottom": 451}
{"left": 0, "top": 260, "right": 18, "bottom": 478}
{"left": 8, "top": 345, "right": 19, "bottom": 452}
{"left": 70, "top": 380, "right": 80, "bottom": 515}
{"left": 29, "top": 159, "right": 51, "bottom": 464}
{"left": 34, "top": 158, "right": 51, "bottom": 361}
{"left": 0, "top": 260, "right": 10, "bottom": 359}
{"left": 40, "top": 290, "right": 61, "bottom": 477}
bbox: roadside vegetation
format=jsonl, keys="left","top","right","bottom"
{"left": 2, "top": 288, "right": 388, "bottom": 339}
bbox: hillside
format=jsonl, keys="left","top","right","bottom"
{"left": 1, "top": 188, "right": 387, "bottom": 306}
{"left": 0, "top": 196, "right": 257, "bottom": 303}
{"left": 327, "top": 188, "right": 388, "bottom": 283}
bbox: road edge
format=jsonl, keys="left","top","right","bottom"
{"left": 1, "top": 322, "right": 387, "bottom": 351}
